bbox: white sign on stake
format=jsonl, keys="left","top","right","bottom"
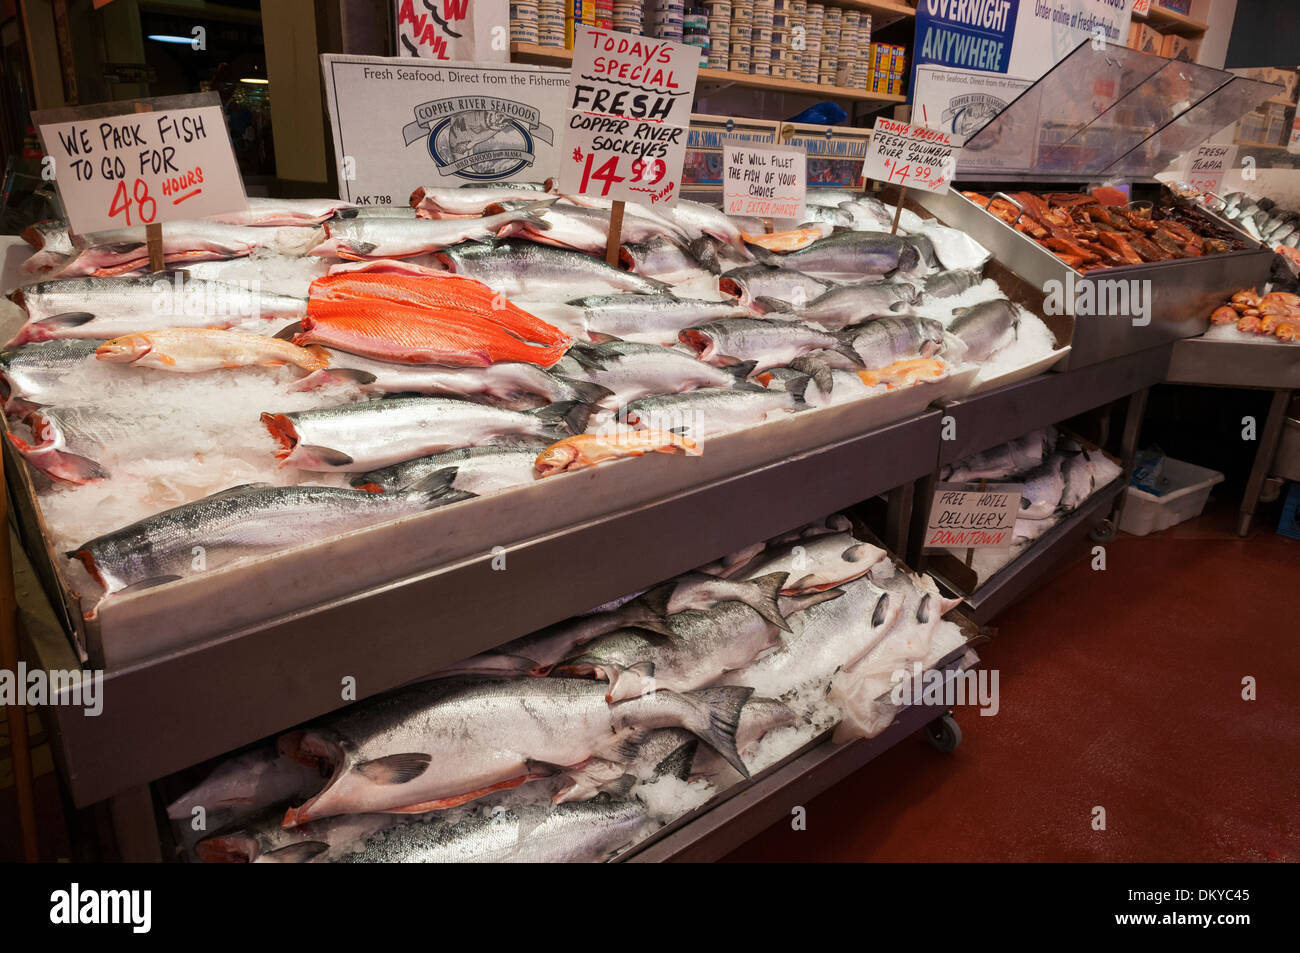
{"left": 723, "top": 141, "right": 806, "bottom": 220}
{"left": 33, "top": 92, "right": 245, "bottom": 235}
{"left": 1186, "top": 144, "right": 1237, "bottom": 195}
{"left": 862, "top": 117, "right": 962, "bottom": 195}
{"left": 321, "top": 54, "right": 568, "bottom": 205}
{"left": 557, "top": 26, "right": 700, "bottom": 207}
{"left": 924, "top": 484, "right": 1023, "bottom": 550}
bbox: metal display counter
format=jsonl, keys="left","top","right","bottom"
{"left": 1166, "top": 337, "right": 1298, "bottom": 535}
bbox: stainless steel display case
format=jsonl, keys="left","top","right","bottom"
{"left": 913, "top": 41, "right": 1283, "bottom": 370}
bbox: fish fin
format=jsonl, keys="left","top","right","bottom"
{"left": 298, "top": 444, "right": 355, "bottom": 468}
{"left": 355, "top": 752, "right": 432, "bottom": 785}
{"left": 748, "top": 571, "right": 794, "bottom": 632}
{"left": 35, "top": 311, "right": 95, "bottom": 329}
{"left": 530, "top": 399, "right": 590, "bottom": 439}
{"left": 563, "top": 342, "right": 609, "bottom": 372}
{"left": 786, "top": 572, "right": 820, "bottom": 591}
{"left": 402, "top": 467, "right": 475, "bottom": 509}
{"left": 688, "top": 237, "right": 721, "bottom": 274}
{"left": 743, "top": 242, "right": 776, "bottom": 265}
{"left": 833, "top": 332, "right": 867, "bottom": 368}
{"left": 376, "top": 776, "right": 532, "bottom": 814}
{"left": 789, "top": 355, "right": 835, "bottom": 395}
{"left": 273, "top": 321, "right": 304, "bottom": 341}
{"left": 776, "top": 370, "right": 812, "bottom": 405}
{"left": 779, "top": 587, "right": 846, "bottom": 614}
{"left": 585, "top": 331, "right": 623, "bottom": 344}
{"left": 521, "top": 759, "right": 568, "bottom": 779}
{"left": 722, "top": 360, "right": 758, "bottom": 382}
{"left": 653, "top": 739, "right": 699, "bottom": 780}
{"left": 107, "top": 574, "right": 183, "bottom": 596}
{"left": 634, "top": 581, "right": 675, "bottom": 619}
{"left": 613, "top": 730, "right": 652, "bottom": 762}
{"left": 871, "top": 592, "right": 891, "bottom": 627}
{"left": 751, "top": 295, "right": 795, "bottom": 315}
{"left": 258, "top": 842, "right": 330, "bottom": 863}
{"left": 289, "top": 367, "right": 379, "bottom": 392}
{"left": 552, "top": 376, "right": 613, "bottom": 406}
{"left": 843, "top": 541, "right": 882, "bottom": 563}
{"left": 679, "top": 686, "right": 754, "bottom": 779}
{"left": 915, "top": 592, "right": 933, "bottom": 624}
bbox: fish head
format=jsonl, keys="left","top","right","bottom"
{"left": 279, "top": 729, "right": 408, "bottom": 827}
{"left": 195, "top": 832, "right": 263, "bottom": 863}
{"left": 677, "top": 327, "right": 716, "bottom": 361}
{"left": 534, "top": 439, "right": 583, "bottom": 476}
{"left": 95, "top": 334, "right": 153, "bottom": 364}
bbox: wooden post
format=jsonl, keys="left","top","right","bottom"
{"left": 0, "top": 448, "right": 39, "bottom": 862}
{"left": 889, "top": 187, "right": 908, "bottom": 235}
{"left": 605, "top": 199, "right": 625, "bottom": 266}
{"left": 134, "top": 102, "right": 165, "bottom": 272}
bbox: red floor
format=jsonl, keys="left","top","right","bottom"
{"left": 725, "top": 504, "right": 1300, "bottom": 862}
{"left": 3, "top": 506, "right": 1297, "bottom": 863}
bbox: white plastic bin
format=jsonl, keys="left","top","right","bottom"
{"left": 1119, "top": 457, "right": 1225, "bottom": 536}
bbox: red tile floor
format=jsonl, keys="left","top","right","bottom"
{"left": 3, "top": 504, "right": 1297, "bottom": 863}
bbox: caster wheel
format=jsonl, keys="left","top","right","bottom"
{"left": 1090, "top": 520, "right": 1116, "bottom": 543}
{"left": 925, "top": 713, "right": 961, "bottom": 753}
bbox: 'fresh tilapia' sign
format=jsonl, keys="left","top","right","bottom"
{"left": 33, "top": 92, "right": 245, "bottom": 235}
{"left": 395, "top": 0, "right": 508, "bottom": 61}
{"left": 924, "top": 484, "right": 1022, "bottom": 548}
{"left": 557, "top": 27, "right": 700, "bottom": 208}
{"left": 321, "top": 55, "right": 567, "bottom": 204}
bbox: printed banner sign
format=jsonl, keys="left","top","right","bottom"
{"left": 321, "top": 54, "right": 567, "bottom": 205}
{"left": 862, "top": 118, "right": 961, "bottom": 194}
{"left": 557, "top": 26, "right": 700, "bottom": 207}
{"left": 395, "top": 0, "right": 508, "bottom": 62}
{"left": 723, "top": 142, "right": 806, "bottom": 219}
{"left": 925, "top": 484, "right": 1023, "bottom": 549}
{"left": 33, "top": 92, "right": 245, "bottom": 235}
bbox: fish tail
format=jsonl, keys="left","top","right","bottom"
{"left": 530, "top": 399, "right": 591, "bottom": 440}
{"left": 679, "top": 685, "right": 754, "bottom": 779}
{"left": 301, "top": 344, "right": 331, "bottom": 371}
{"left": 747, "top": 572, "right": 793, "bottom": 632}
{"left": 743, "top": 241, "right": 776, "bottom": 265}
{"left": 556, "top": 376, "right": 615, "bottom": 407}
{"left": 789, "top": 354, "right": 834, "bottom": 395}
{"left": 399, "top": 467, "right": 475, "bottom": 509}
{"left": 833, "top": 331, "right": 868, "bottom": 368}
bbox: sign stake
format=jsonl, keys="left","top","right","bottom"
{"left": 132, "top": 102, "right": 166, "bottom": 273}
{"left": 890, "top": 188, "right": 907, "bottom": 234}
{"left": 605, "top": 200, "right": 625, "bottom": 266}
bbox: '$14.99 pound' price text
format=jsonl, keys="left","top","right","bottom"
{"left": 574, "top": 149, "right": 667, "bottom": 196}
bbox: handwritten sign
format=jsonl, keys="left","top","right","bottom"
{"left": 395, "top": 0, "right": 508, "bottom": 61}
{"left": 924, "top": 484, "right": 1022, "bottom": 549}
{"left": 1187, "top": 143, "right": 1236, "bottom": 195}
{"left": 862, "top": 118, "right": 961, "bottom": 195}
{"left": 723, "top": 142, "right": 806, "bottom": 219}
{"left": 33, "top": 93, "right": 244, "bottom": 235}
{"left": 557, "top": 26, "right": 699, "bottom": 208}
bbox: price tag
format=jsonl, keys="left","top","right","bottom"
{"left": 862, "top": 118, "right": 962, "bottom": 196}
{"left": 924, "top": 484, "right": 1022, "bottom": 549}
{"left": 723, "top": 142, "right": 806, "bottom": 220}
{"left": 33, "top": 92, "right": 245, "bottom": 236}
{"left": 1187, "top": 144, "right": 1236, "bottom": 195}
{"left": 557, "top": 25, "right": 699, "bottom": 208}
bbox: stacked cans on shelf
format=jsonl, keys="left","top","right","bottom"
{"left": 800, "top": 3, "right": 823, "bottom": 84}
{"left": 818, "top": 4, "right": 840, "bottom": 86}
{"left": 613, "top": 0, "right": 643, "bottom": 33}
{"left": 536, "top": 0, "right": 566, "bottom": 46}
{"left": 867, "top": 42, "right": 906, "bottom": 95}
{"left": 751, "top": 0, "right": 774, "bottom": 75}
{"left": 647, "top": 0, "right": 685, "bottom": 40}
{"left": 834, "top": 10, "right": 870, "bottom": 88}
{"left": 684, "top": 7, "right": 710, "bottom": 65}
{"left": 729, "top": 0, "right": 752, "bottom": 73}
{"left": 705, "top": 1, "right": 730, "bottom": 67}
{"left": 511, "top": 0, "right": 539, "bottom": 44}
{"left": 592, "top": 0, "right": 614, "bottom": 27}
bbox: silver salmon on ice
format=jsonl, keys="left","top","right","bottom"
{"left": 0, "top": 340, "right": 99, "bottom": 414}
{"left": 262, "top": 396, "right": 590, "bottom": 471}
{"left": 206, "top": 197, "right": 356, "bottom": 227}
{"left": 435, "top": 239, "right": 670, "bottom": 298}
{"left": 679, "top": 317, "right": 859, "bottom": 373}
{"left": 718, "top": 263, "right": 833, "bottom": 308}
{"left": 68, "top": 473, "right": 466, "bottom": 615}
{"left": 196, "top": 809, "right": 396, "bottom": 864}
{"left": 565, "top": 294, "right": 752, "bottom": 346}
{"left": 948, "top": 299, "right": 1019, "bottom": 361}
{"left": 311, "top": 204, "right": 555, "bottom": 259}
{"left": 340, "top": 800, "right": 651, "bottom": 863}
{"left": 350, "top": 441, "right": 549, "bottom": 494}
{"left": 411, "top": 184, "right": 551, "bottom": 218}
{"left": 557, "top": 340, "right": 750, "bottom": 408}
{"left": 9, "top": 403, "right": 182, "bottom": 484}
{"left": 279, "top": 676, "right": 753, "bottom": 824}
{"left": 742, "top": 532, "right": 889, "bottom": 593}
{"left": 621, "top": 384, "right": 804, "bottom": 439}
{"left": 55, "top": 223, "right": 320, "bottom": 277}
{"left": 7, "top": 276, "right": 308, "bottom": 346}
{"left": 748, "top": 231, "right": 919, "bottom": 281}
{"left": 772, "top": 282, "right": 920, "bottom": 330}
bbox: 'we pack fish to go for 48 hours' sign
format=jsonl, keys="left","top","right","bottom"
{"left": 558, "top": 26, "right": 700, "bottom": 208}
{"left": 862, "top": 117, "right": 962, "bottom": 196}
{"left": 33, "top": 92, "right": 245, "bottom": 235}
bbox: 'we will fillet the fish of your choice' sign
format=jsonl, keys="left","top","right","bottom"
{"left": 723, "top": 142, "right": 807, "bottom": 220}
{"left": 33, "top": 92, "right": 245, "bottom": 235}
{"left": 558, "top": 26, "right": 699, "bottom": 208}
{"left": 925, "top": 484, "right": 1022, "bottom": 549}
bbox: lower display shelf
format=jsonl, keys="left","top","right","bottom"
{"left": 622, "top": 655, "right": 972, "bottom": 862}
{"left": 1165, "top": 337, "right": 1300, "bottom": 390}
{"left": 925, "top": 478, "right": 1125, "bottom": 625}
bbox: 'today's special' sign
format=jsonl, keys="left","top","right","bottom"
{"left": 558, "top": 26, "right": 700, "bottom": 207}
{"left": 862, "top": 118, "right": 961, "bottom": 194}
{"left": 723, "top": 142, "right": 807, "bottom": 219}
{"left": 33, "top": 92, "right": 245, "bottom": 235}
{"left": 925, "top": 484, "right": 1022, "bottom": 549}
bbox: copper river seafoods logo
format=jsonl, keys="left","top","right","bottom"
{"left": 401, "top": 95, "right": 555, "bottom": 180}
{"left": 942, "top": 93, "right": 1009, "bottom": 143}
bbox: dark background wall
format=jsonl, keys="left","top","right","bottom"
{"left": 1224, "top": 0, "right": 1299, "bottom": 68}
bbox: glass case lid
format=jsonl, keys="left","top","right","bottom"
{"left": 958, "top": 40, "right": 1283, "bottom": 179}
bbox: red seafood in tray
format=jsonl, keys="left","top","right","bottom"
{"left": 961, "top": 188, "right": 1253, "bottom": 273}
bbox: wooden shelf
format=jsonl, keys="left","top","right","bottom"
{"left": 510, "top": 42, "right": 908, "bottom": 106}
{"left": 1133, "top": 4, "right": 1209, "bottom": 37}
{"left": 834, "top": 0, "right": 916, "bottom": 25}
{"left": 1234, "top": 139, "right": 1290, "bottom": 150}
